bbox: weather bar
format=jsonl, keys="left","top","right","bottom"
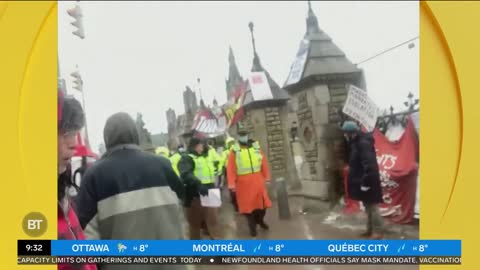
{"left": 46, "top": 240, "right": 461, "bottom": 257}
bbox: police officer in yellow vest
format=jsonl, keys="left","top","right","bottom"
{"left": 155, "top": 146, "right": 170, "bottom": 158}
{"left": 178, "top": 137, "right": 221, "bottom": 240}
{"left": 206, "top": 140, "right": 221, "bottom": 175}
{"left": 170, "top": 144, "right": 186, "bottom": 177}
{"left": 219, "top": 137, "right": 235, "bottom": 176}
{"left": 219, "top": 137, "right": 237, "bottom": 211}
{"left": 226, "top": 128, "right": 272, "bottom": 238}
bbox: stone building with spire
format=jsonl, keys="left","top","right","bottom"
{"left": 232, "top": 22, "right": 300, "bottom": 192}
{"left": 166, "top": 108, "right": 178, "bottom": 148}
{"left": 165, "top": 85, "right": 200, "bottom": 148}
{"left": 284, "top": 2, "right": 367, "bottom": 208}
{"left": 183, "top": 85, "right": 199, "bottom": 115}
{"left": 225, "top": 46, "right": 244, "bottom": 100}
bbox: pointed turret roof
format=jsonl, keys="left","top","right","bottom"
{"left": 225, "top": 46, "right": 244, "bottom": 100}
{"left": 183, "top": 85, "right": 198, "bottom": 114}
{"left": 284, "top": 1, "right": 363, "bottom": 90}
{"left": 248, "top": 22, "right": 265, "bottom": 73}
{"left": 306, "top": 0, "right": 321, "bottom": 37}
{"left": 242, "top": 22, "right": 289, "bottom": 108}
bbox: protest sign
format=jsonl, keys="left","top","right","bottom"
{"left": 342, "top": 85, "right": 379, "bottom": 132}
{"left": 248, "top": 71, "right": 273, "bottom": 101}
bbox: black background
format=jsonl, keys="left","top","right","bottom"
{"left": 17, "top": 240, "right": 51, "bottom": 256}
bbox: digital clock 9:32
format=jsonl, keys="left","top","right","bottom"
{"left": 26, "top": 244, "right": 43, "bottom": 252}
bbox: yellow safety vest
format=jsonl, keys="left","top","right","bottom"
{"left": 220, "top": 149, "right": 230, "bottom": 169}
{"left": 170, "top": 153, "right": 182, "bottom": 176}
{"left": 208, "top": 147, "right": 220, "bottom": 162}
{"left": 221, "top": 138, "right": 235, "bottom": 169}
{"left": 232, "top": 142, "right": 262, "bottom": 176}
{"left": 156, "top": 147, "right": 170, "bottom": 158}
{"left": 189, "top": 154, "right": 215, "bottom": 184}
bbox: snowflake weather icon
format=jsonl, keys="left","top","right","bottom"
{"left": 118, "top": 243, "right": 127, "bottom": 253}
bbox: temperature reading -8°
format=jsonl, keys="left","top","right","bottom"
{"left": 419, "top": 244, "right": 428, "bottom": 252}
{"left": 139, "top": 244, "right": 149, "bottom": 252}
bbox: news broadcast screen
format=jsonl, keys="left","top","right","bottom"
{"left": 0, "top": 1, "right": 475, "bottom": 270}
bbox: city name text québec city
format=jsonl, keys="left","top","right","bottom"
{"left": 327, "top": 244, "right": 389, "bottom": 253}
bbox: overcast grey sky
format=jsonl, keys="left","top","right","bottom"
{"left": 58, "top": 1, "right": 419, "bottom": 151}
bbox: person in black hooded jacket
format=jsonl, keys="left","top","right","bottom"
{"left": 75, "top": 112, "right": 186, "bottom": 270}
{"left": 342, "top": 120, "right": 384, "bottom": 240}
{"left": 178, "top": 137, "right": 221, "bottom": 240}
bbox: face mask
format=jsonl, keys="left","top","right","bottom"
{"left": 238, "top": 135, "right": 248, "bottom": 143}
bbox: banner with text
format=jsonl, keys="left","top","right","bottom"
{"left": 373, "top": 118, "right": 418, "bottom": 224}
{"left": 17, "top": 256, "right": 461, "bottom": 265}
{"left": 284, "top": 39, "right": 310, "bottom": 87}
{"left": 342, "top": 85, "right": 379, "bottom": 132}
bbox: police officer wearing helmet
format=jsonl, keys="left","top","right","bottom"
{"left": 178, "top": 137, "right": 221, "bottom": 240}
{"left": 170, "top": 144, "right": 186, "bottom": 177}
{"left": 226, "top": 126, "right": 272, "bottom": 238}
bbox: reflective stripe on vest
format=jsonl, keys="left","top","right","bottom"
{"left": 232, "top": 142, "right": 262, "bottom": 175}
{"left": 189, "top": 154, "right": 215, "bottom": 184}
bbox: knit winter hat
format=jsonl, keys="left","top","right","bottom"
{"left": 188, "top": 137, "right": 203, "bottom": 149}
{"left": 341, "top": 121, "right": 360, "bottom": 133}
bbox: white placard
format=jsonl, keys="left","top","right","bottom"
{"left": 248, "top": 72, "right": 273, "bottom": 101}
{"left": 284, "top": 39, "right": 310, "bottom": 87}
{"left": 200, "top": 188, "right": 222, "bottom": 208}
{"left": 342, "top": 85, "right": 379, "bottom": 132}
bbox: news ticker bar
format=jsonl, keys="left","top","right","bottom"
{"left": 17, "top": 256, "right": 462, "bottom": 265}
{"left": 18, "top": 239, "right": 461, "bottom": 257}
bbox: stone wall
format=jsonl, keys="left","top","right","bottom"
{"left": 237, "top": 105, "right": 300, "bottom": 196}
{"left": 328, "top": 83, "right": 348, "bottom": 123}
{"left": 280, "top": 106, "right": 302, "bottom": 190}
{"left": 289, "top": 81, "right": 356, "bottom": 211}
{"left": 296, "top": 91, "right": 317, "bottom": 177}
{"left": 265, "top": 107, "right": 285, "bottom": 177}
{"left": 291, "top": 83, "right": 349, "bottom": 205}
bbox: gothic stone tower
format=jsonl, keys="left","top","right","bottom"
{"left": 236, "top": 22, "right": 300, "bottom": 193}
{"left": 225, "top": 46, "right": 244, "bottom": 100}
{"left": 166, "top": 108, "right": 178, "bottom": 149}
{"left": 283, "top": 2, "right": 367, "bottom": 208}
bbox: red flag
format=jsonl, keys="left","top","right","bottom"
{"left": 74, "top": 130, "right": 97, "bottom": 158}
{"left": 230, "top": 107, "right": 244, "bottom": 127}
{"left": 373, "top": 118, "right": 418, "bottom": 224}
{"left": 232, "top": 80, "right": 246, "bottom": 101}
{"left": 227, "top": 80, "right": 247, "bottom": 127}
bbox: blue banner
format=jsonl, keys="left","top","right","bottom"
{"left": 51, "top": 240, "right": 461, "bottom": 257}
